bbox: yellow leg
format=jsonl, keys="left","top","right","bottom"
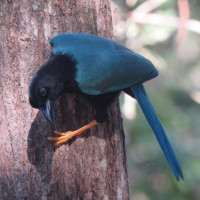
{"left": 48, "top": 120, "right": 99, "bottom": 146}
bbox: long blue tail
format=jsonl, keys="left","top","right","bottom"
{"left": 131, "top": 84, "right": 183, "bottom": 181}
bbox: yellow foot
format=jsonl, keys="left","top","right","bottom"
{"left": 48, "top": 120, "right": 99, "bottom": 147}
{"left": 48, "top": 131, "right": 82, "bottom": 146}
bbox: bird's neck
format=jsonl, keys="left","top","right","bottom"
{"left": 61, "top": 78, "right": 81, "bottom": 94}
{"left": 47, "top": 53, "right": 80, "bottom": 94}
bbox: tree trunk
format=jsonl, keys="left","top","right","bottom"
{"left": 0, "top": 0, "right": 130, "bottom": 199}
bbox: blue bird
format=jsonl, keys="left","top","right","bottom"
{"left": 29, "top": 33, "right": 183, "bottom": 181}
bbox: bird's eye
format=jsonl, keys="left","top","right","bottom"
{"left": 39, "top": 88, "right": 47, "bottom": 97}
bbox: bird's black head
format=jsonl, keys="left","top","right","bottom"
{"left": 29, "top": 53, "right": 78, "bottom": 124}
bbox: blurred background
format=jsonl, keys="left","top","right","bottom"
{"left": 111, "top": 0, "right": 200, "bottom": 199}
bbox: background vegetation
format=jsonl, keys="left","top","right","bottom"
{"left": 112, "top": 0, "right": 200, "bottom": 199}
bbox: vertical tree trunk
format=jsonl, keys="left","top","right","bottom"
{"left": 0, "top": 0, "right": 130, "bottom": 199}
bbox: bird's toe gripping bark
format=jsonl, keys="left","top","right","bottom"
{"left": 48, "top": 120, "right": 99, "bottom": 146}
{"left": 48, "top": 131, "right": 83, "bottom": 146}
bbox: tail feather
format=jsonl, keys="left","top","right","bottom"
{"left": 131, "top": 84, "right": 183, "bottom": 181}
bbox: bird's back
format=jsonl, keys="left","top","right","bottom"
{"left": 50, "top": 33, "right": 158, "bottom": 95}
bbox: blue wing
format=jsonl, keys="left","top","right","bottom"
{"left": 50, "top": 33, "right": 158, "bottom": 95}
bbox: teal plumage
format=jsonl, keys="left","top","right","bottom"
{"left": 50, "top": 33, "right": 158, "bottom": 95}
{"left": 29, "top": 33, "right": 183, "bottom": 180}
{"left": 131, "top": 85, "right": 183, "bottom": 180}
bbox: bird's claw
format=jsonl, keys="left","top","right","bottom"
{"left": 48, "top": 131, "right": 79, "bottom": 146}
{"left": 54, "top": 131, "right": 69, "bottom": 136}
{"left": 48, "top": 121, "right": 99, "bottom": 147}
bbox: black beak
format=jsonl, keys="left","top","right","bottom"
{"left": 40, "top": 100, "right": 55, "bottom": 124}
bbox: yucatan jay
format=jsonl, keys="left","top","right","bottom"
{"left": 29, "top": 33, "right": 183, "bottom": 180}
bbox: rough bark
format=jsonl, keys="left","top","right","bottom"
{"left": 0, "top": 0, "right": 130, "bottom": 199}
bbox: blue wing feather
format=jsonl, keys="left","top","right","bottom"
{"left": 50, "top": 33, "right": 158, "bottom": 94}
